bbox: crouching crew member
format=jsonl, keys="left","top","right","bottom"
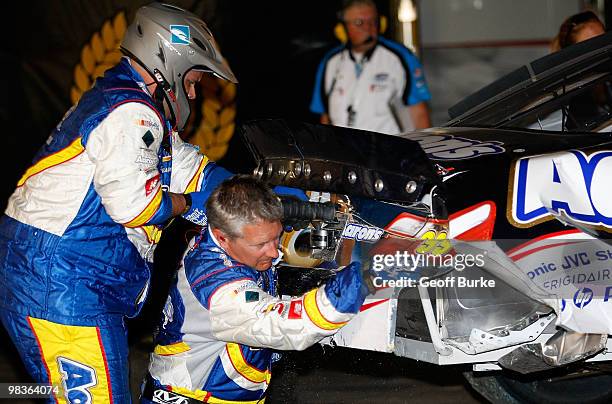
{"left": 141, "top": 175, "right": 366, "bottom": 403}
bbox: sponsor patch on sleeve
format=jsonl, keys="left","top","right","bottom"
{"left": 135, "top": 148, "right": 158, "bottom": 171}
{"left": 145, "top": 174, "right": 160, "bottom": 196}
{"left": 233, "top": 282, "right": 257, "bottom": 296}
{"left": 245, "top": 291, "right": 260, "bottom": 303}
{"left": 134, "top": 118, "right": 160, "bottom": 131}
{"left": 288, "top": 299, "right": 303, "bottom": 319}
{"left": 261, "top": 302, "right": 288, "bottom": 316}
{"left": 141, "top": 130, "right": 154, "bottom": 148}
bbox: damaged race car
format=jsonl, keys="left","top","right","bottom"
{"left": 229, "top": 31, "right": 612, "bottom": 403}
{"left": 146, "top": 30, "right": 612, "bottom": 403}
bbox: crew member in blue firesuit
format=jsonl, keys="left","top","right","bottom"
{"left": 141, "top": 175, "right": 367, "bottom": 403}
{"left": 0, "top": 3, "right": 239, "bottom": 402}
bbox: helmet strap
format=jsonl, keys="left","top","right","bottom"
{"left": 152, "top": 69, "right": 179, "bottom": 130}
{"left": 152, "top": 69, "right": 176, "bottom": 101}
{"left": 151, "top": 85, "right": 167, "bottom": 117}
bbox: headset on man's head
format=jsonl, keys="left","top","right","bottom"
{"left": 334, "top": 16, "right": 387, "bottom": 43}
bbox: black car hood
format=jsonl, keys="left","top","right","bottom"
{"left": 400, "top": 126, "right": 612, "bottom": 165}
{"left": 446, "top": 31, "right": 612, "bottom": 127}
{"left": 238, "top": 119, "right": 441, "bottom": 204}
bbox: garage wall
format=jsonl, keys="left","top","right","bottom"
{"left": 415, "top": 0, "right": 583, "bottom": 124}
{"left": 420, "top": 0, "right": 579, "bottom": 46}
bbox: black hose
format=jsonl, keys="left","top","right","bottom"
{"left": 281, "top": 199, "right": 336, "bottom": 222}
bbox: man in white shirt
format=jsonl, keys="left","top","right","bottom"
{"left": 310, "top": 0, "right": 432, "bottom": 135}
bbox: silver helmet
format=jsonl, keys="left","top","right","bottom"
{"left": 121, "top": 2, "right": 237, "bottom": 131}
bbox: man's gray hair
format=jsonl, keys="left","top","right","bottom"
{"left": 206, "top": 175, "right": 283, "bottom": 238}
{"left": 340, "top": 0, "right": 377, "bottom": 17}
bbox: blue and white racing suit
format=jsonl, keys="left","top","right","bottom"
{"left": 143, "top": 229, "right": 365, "bottom": 403}
{"left": 0, "top": 57, "right": 229, "bottom": 403}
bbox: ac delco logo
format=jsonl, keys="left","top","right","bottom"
{"left": 511, "top": 150, "right": 612, "bottom": 229}
{"left": 342, "top": 224, "right": 384, "bottom": 243}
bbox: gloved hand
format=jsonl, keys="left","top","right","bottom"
{"left": 360, "top": 261, "right": 378, "bottom": 296}
{"left": 181, "top": 191, "right": 209, "bottom": 225}
{"left": 323, "top": 262, "right": 368, "bottom": 314}
{"left": 282, "top": 219, "right": 311, "bottom": 232}
{"left": 181, "top": 164, "right": 233, "bottom": 225}
{"left": 273, "top": 185, "right": 308, "bottom": 201}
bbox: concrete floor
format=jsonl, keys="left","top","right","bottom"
{"left": 0, "top": 325, "right": 484, "bottom": 404}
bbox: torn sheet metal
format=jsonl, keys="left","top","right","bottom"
{"left": 498, "top": 330, "right": 607, "bottom": 373}
{"left": 454, "top": 238, "right": 612, "bottom": 335}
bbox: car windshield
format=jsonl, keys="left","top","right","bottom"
{"left": 445, "top": 31, "right": 612, "bottom": 134}
{"left": 507, "top": 69, "right": 612, "bottom": 133}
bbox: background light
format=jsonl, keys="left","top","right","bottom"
{"left": 398, "top": 0, "right": 417, "bottom": 22}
